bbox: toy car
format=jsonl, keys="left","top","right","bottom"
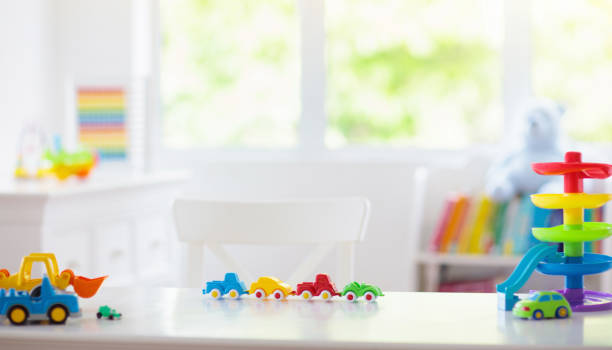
{"left": 341, "top": 282, "right": 384, "bottom": 302}
{"left": 97, "top": 305, "right": 122, "bottom": 320}
{"left": 203, "top": 272, "right": 248, "bottom": 299}
{"left": 513, "top": 291, "right": 571, "bottom": 320}
{"left": 248, "top": 276, "right": 294, "bottom": 300}
{"left": 0, "top": 275, "right": 80, "bottom": 325}
{"left": 296, "top": 274, "right": 340, "bottom": 300}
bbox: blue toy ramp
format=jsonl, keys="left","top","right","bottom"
{"left": 496, "top": 243, "right": 559, "bottom": 310}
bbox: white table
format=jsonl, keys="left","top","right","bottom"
{"left": 0, "top": 289, "right": 611, "bottom": 350}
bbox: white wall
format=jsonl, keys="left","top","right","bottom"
{"left": 56, "top": 0, "right": 134, "bottom": 148}
{"left": 0, "top": 0, "right": 135, "bottom": 178}
{"left": 160, "top": 156, "right": 489, "bottom": 291}
{"left": 0, "top": 0, "right": 57, "bottom": 179}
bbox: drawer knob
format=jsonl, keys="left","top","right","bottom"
{"left": 110, "top": 250, "right": 124, "bottom": 259}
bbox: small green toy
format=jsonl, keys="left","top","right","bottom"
{"left": 341, "top": 282, "right": 384, "bottom": 302}
{"left": 96, "top": 305, "right": 122, "bottom": 320}
{"left": 512, "top": 291, "right": 571, "bottom": 320}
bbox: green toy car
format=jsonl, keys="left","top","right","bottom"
{"left": 341, "top": 282, "right": 384, "bottom": 302}
{"left": 512, "top": 291, "right": 571, "bottom": 320}
{"left": 96, "top": 305, "right": 122, "bottom": 320}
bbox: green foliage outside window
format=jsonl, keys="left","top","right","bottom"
{"left": 533, "top": 0, "right": 612, "bottom": 142}
{"left": 326, "top": 0, "right": 503, "bottom": 148}
{"left": 161, "top": 0, "right": 299, "bottom": 148}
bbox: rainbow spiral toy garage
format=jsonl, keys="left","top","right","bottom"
{"left": 497, "top": 151, "right": 612, "bottom": 312}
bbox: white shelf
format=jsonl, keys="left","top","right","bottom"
{"left": 417, "top": 253, "right": 522, "bottom": 267}
{"left": 416, "top": 253, "right": 522, "bottom": 291}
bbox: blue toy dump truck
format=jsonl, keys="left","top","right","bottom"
{"left": 0, "top": 275, "right": 80, "bottom": 325}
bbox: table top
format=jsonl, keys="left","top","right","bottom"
{"left": 0, "top": 171, "right": 189, "bottom": 197}
{"left": 0, "top": 288, "right": 611, "bottom": 350}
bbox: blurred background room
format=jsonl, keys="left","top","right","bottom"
{"left": 1, "top": 0, "right": 612, "bottom": 293}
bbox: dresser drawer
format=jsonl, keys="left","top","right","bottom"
{"left": 43, "top": 230, "right": 92, "bottom": 276}
{"left": 94, "top": 222, "right": 133, "bottom": 285}
{"left": 135, "top": 215, "right": 170, "bottom": 279}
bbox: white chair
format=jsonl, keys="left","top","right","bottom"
{"left": 173, "top": 197, "right": 370, "bottom": 287}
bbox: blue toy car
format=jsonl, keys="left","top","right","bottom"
{"left": 203, "top": 273, "right": 248, "bottom": 299}
{"left": 0, "top": 275, "right": 80, "bottom": 325}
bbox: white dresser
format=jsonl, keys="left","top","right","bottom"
{"left": 0, "top": 172, "right": 188, "bottom": 286}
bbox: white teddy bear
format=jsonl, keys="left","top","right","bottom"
{"left": 485, "top": 99, "right": 565, "bottom": 202}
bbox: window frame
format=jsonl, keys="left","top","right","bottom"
{"left": 151, "top": 0, "right": 541, "bottom": 164}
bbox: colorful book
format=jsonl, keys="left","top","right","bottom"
{"left": 456, "top": 199, "right": 476, "bottom": 254}
{"left": 431, "top": 191, "right": 605, "bottom": 256}
{"left": 490, "top": 201, "right": 509, "bottom": 253}
{"left": 499, "top": 197, "right": 518, "bottom": 255}
{"left": 439, "top": 195, "right": 469, "bottom": 253}
{"left": 449, "top": 197, "right": 471, "bottom": 253}
{"left": 464, "top": 196, "right": 494, "bottom": 254}
{"left": 429, "top": 197, "right": 457, "bottom": 252}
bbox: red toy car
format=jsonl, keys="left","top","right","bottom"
{"left": 296, "top": 274, "right": 340, "bottom": 300}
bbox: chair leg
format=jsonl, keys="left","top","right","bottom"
{"left": 185, "top": 244, "right": 204, "bottom": 288}
{"left": 337, "top": 242, "right": 355, "bottom": 287}
{"left": 287, "top": 243, "right": 336, "bottom": 286}
{"left": 207, "top": 243, "right": 255, "bottom": 284}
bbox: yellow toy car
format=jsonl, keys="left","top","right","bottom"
{"left": 248, "top": 276, "right": 294, "bottom": 300}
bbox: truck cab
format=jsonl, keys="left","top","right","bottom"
{"left": 296, "top": 274, "right": 340, "bottom": 300}
{"left": 203, "top": 272, "right": 248, "bottom": 299}
{"left": 0, "top": 275, "right": 80, "bottom": 325}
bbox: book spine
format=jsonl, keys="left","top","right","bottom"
{"left": 439, "top": 195, "right": 468, "bottom": 253}
{"left": 467, "top": 196, "right": 493, "bottom": 254}
{"left": 430, "top": 198, "right": 456, "bottom": 252}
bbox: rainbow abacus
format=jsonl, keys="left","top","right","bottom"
{"left": 77, "top": 87, "right": 128, "bottom": 161}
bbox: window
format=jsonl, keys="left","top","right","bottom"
{"left": 161, "top": 0, "right": 299, "bottom": 148}
{"left": 552, "top": 294, "right": 562, "bottom": 301}
{"left": 533, "top": 0, "right": 612, "bottom": 142}
{"left": 158, "top": 0, "right": 611, "bottom": 156}
{"left": 539, "top": 295, "right": 550, "bottom": 302}
{"left": 326, "top": 0, "right": 502, "bottom": 148}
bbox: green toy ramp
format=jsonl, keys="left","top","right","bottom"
{"left": 532, "top": 222, "right": 612, "bottom": 243}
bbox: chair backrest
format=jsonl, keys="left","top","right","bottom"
{"left": 173, "top": 197, "right": 370, "bottom": 287}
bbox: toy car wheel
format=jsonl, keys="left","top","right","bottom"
{"left": 300, "top": 290, "right": 313, "bottom": 300}
{"left": 96, "top": 312, "right": 103, "bottom": 319}
{"left": 363, "top": 291, "right": 377, "bottom": 302}
{"left": 210, "top": 288, "right": 222, "bottom": 300}
{"left": 109, "top": 315, "right": 114, "bottom": 320}
{"left": 254, "top": 288, "right": 266, "bottom": 300}
{"left": 272, "top": 289, "right": 286, "bottom": 301}
{"left": 8, "top": 305, "right": 29, "bottom": 325}
{"left": 556, "top": 306, "right": 569, "bottom": 319}
{"left": 320, "top": 290, "right": 332, "bottom": 301}
{"left": 345, "top": 291, "right": 357, "bottom": 302}
{"left": 48, "top": 304, "right": 69, "bottom": 324}
{"left": 532, "top": 310, "right": 544, "bottom": 320}
{"left": 228, "top": 289, "right": 240, "bottom": 299}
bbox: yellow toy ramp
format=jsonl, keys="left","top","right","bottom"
{"left": 531, "top": 193, "right": 612, "bottom": 209}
